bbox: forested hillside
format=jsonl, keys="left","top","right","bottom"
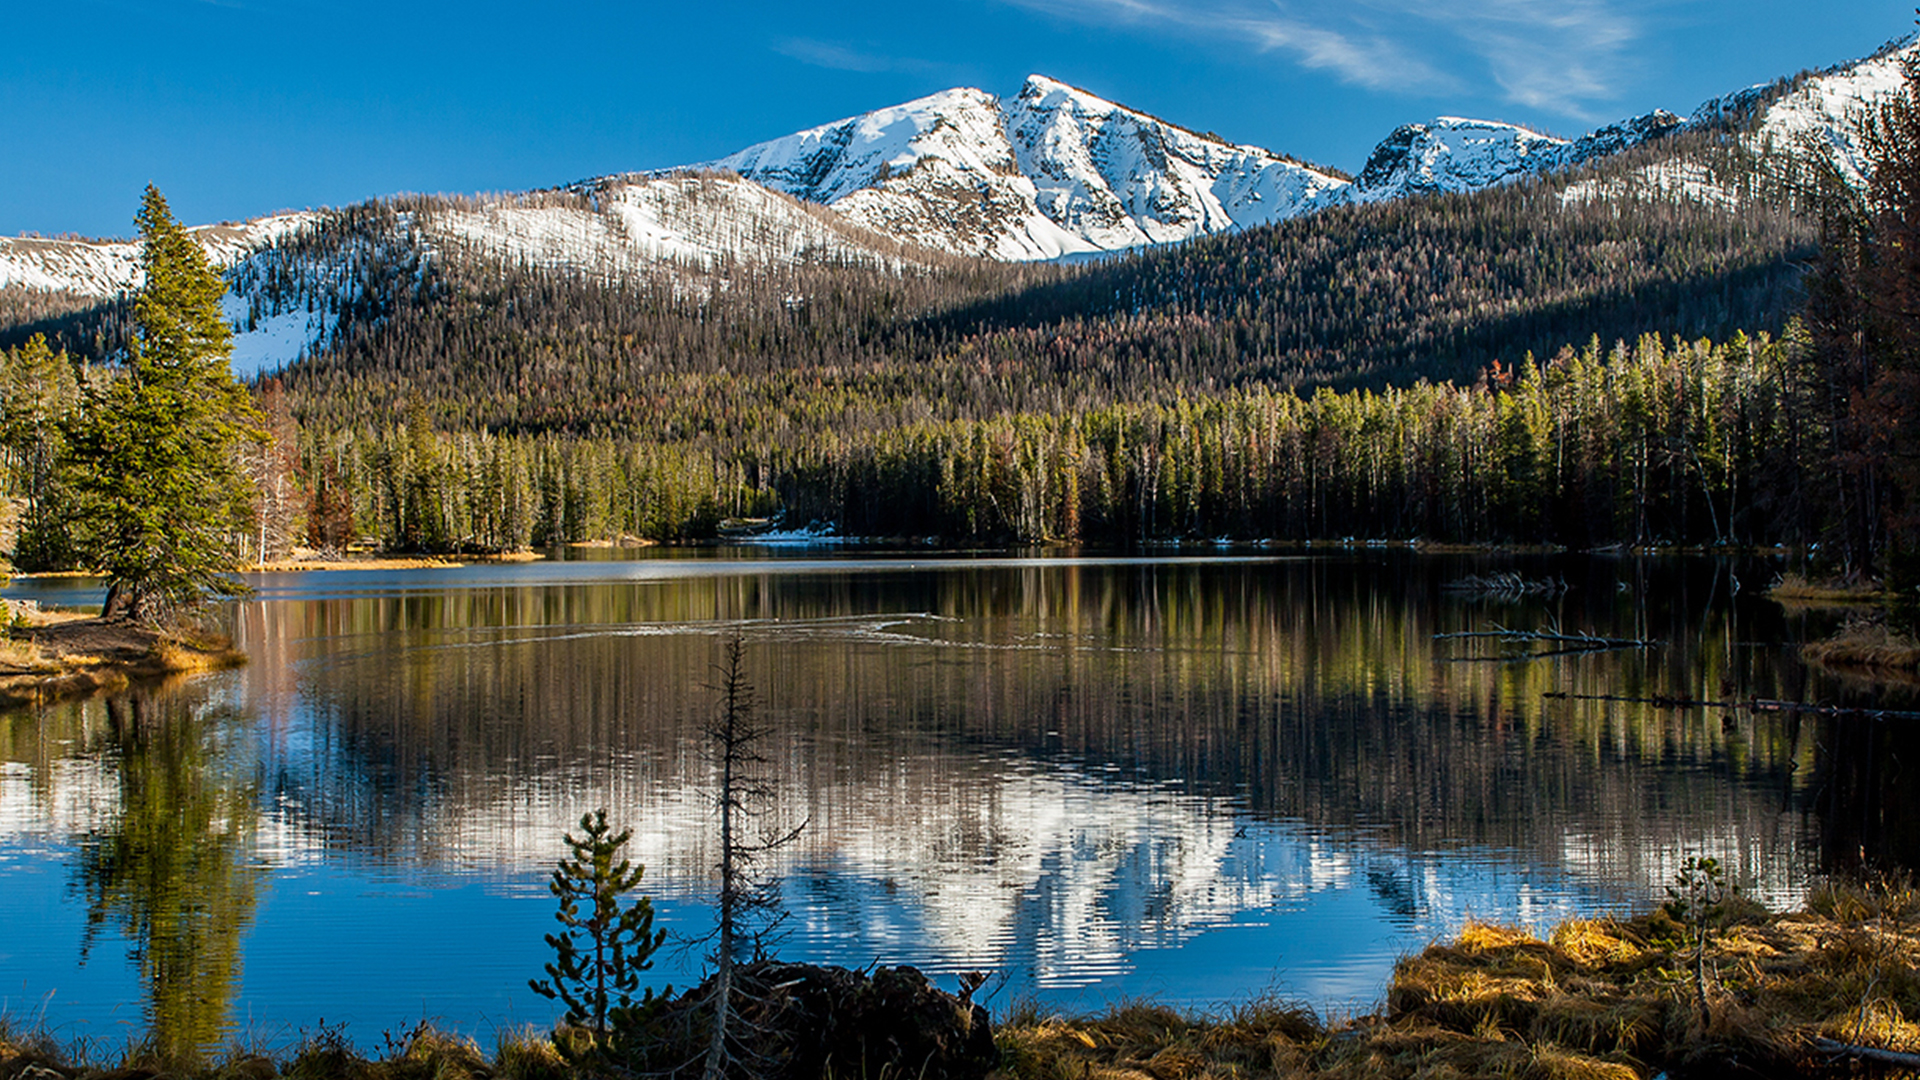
{"left": 282, "top": 133, "right": 1809, "bottom": 437}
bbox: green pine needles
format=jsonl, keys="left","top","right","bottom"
{"left": 530, "top": 809, "right": 668, "bottom": 1039}
{"left": 63, "top": 186, "right": 264, "bottom": 623}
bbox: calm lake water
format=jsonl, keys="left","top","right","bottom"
{"left": 0, "top": 548, "right": 1908, "bottom": 1052}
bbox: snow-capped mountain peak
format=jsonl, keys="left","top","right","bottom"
{"left": 1354, "top": 117, "right": 1570, "bottom": 200}
{"left": 1348, "top": 108, "right": 1683, "bottom": 203}
{"left": 705, "top": 74, "right": 1348, "bottom": 260}
{"left": 711, "top": 86, "right": 1007, "bottom": 208}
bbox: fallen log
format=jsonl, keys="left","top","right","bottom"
{"left": 1811, "top": 1037, "right": 1920, "bottom": 1070}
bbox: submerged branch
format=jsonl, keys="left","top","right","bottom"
{"left": 1542, "top": 691, "right": 1920, "bottom": 721}
{"left": 1440, "top": 572, "right": 1570, "bottom": 597}
{"left": 1434, "top": 623, "right": 1657, "bottom": 651}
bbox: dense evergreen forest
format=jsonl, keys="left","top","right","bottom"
{"left": 2, "top": 81, "right": 1915, "bottom": 566}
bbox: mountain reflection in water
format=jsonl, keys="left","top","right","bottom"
{"left": 0, "top": 551, "right": 1896, "bottom": 1050}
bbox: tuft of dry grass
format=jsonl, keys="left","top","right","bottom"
{"left": 1768, "top": 572, "right": 1886, "bottom": 605}
{"left": 492, "top": 1028, "right": 567, "bottom": 1080}
{"left": 0, "top": 636, "right": 56, "bottom": 674}
{"left": 1801, "top": 617, "right": 1920, "bottom": 674}
{"left": 148, "top": 631, "right": 247, "bottom": 674}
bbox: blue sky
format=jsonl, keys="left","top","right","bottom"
{"left": 3, "top": 0, "right": 1913, "bottom": 238}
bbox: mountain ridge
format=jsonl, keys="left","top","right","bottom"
{"left": 0, "top": 32, "right": 1914, "bottom": 376}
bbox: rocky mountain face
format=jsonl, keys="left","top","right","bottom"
{"left": 707, "top": 75, "right": 1350, "bottom": 259}
{"left": 1348, "top": 110, "right": 1684, "bottom": 202}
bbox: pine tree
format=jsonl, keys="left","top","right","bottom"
{"left": 530, "top": 809, "right": 667, "bottom": 1038}
{"left": 0, "top": 333, "right": 80, "bottom": 569}
{"left": 64, "top": 186, "right": 265, "bottom": 623}
{"left": 1804, "top": 37, "right": 1920, "bottom": 575}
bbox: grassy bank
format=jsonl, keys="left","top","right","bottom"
{"left": 6, "top": 878, "right": 1919, "bottom": 1080}
{"left": 0, "top": 602, "right": 245, "bottom": 708}
{"left": 1000, "top": 876, "right": 1920, "bottom": 1079}
{"left": 1800, "top": 619, "right": 1920, "bottom": 680}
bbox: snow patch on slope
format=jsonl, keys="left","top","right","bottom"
{"left": 1754, "top": 37, "right": 1917, "bottom": 186}
{"left": 0, "top": 214, "right": 319, "bottom": 299}
{"left": 224, "top": 295, "right": 331, "bottom": 378}
{"left": 430, "top": 176, "right": 932, "bottom": 279}
{"left": 1560, "top": 159, "right": 1741, "bottom": 210}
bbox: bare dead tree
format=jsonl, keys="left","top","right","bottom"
{"left": 701, "top": 637, "right": 805, "bottom": 1080}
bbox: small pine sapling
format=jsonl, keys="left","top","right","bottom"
{"left": 531, "top": 809, "right": 668, "bottom": 1043}
{"left": 1664, "top": 854, "right": 1731, "bottom": 1029}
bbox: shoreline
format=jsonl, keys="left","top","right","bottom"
{"left": 245, "top": 550, "right": 546, "bottom": 572}
{"left": 0, "top": 608, "right": 246, "bottom": 708}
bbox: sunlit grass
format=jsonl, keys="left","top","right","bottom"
{"left": 1800, "top": 617, "right": 1920, "bottom": 675}
{"left": 996, "top": 877, "right": 1920, "bottom": 1079}
{"left": 149, "top": 630, "right": 247, "bottom": 674}
{"left": 1767, "top": 572, "right": 1886, "bottom": 605}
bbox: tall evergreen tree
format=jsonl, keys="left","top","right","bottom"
{"left": 65, "top": 186, "right": 264, "bottom": 622}
{"left": 0, "top": 333, "right": 80, "bottom": 569}
{"left": 1804, "top": 40, "right": 1920, "bottom": 575}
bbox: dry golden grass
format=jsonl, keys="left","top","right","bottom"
{"left": 149, "top": 631, "right": 247, "bottom": 674}
{"left": 493, "top": 1028, "right": 569, "bottom": 1080}
{"left": 1801, "top": 617, "right": 1920, "bottom": 674}
{"left": 0, "top": 636, "right": 55, "bottom": 674}
{"left": 995, "top": 879, "right": 1920, "bottom": 1080}
{"left": 1768, "top": 572, "right": 1886, "bottom": 605}
{"left": 0, "top": 1021, "right": 551, "bottom": 1080}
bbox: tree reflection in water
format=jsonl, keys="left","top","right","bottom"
{"left": 76, "top": 692, "right": 262, "bottom": 1058}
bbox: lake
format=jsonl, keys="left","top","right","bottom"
{"left": 0, "top": 548, "right": 1904, "bottom": 1052}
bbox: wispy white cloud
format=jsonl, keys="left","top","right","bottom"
{"left": 1408, "top": 0, "right": 1641, "bottom": 118}
{"left": 774, "top": 38, "right": 967, "bottom": 80}
{"left": 1002, "top": 0, "right": 1648, "bottom": 120}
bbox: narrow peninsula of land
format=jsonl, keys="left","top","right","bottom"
{"left": 0, "top": 601, "right": 244, "bottom": 708}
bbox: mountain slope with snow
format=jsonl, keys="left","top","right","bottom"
{"left": 1562, "top": 35, "right": 1918, "bottom": 208}
{"left": 0, "top": 177, "right": 943, "bottom": 375}
{"left": 1347, "top": 110, "right": 1683, "bottom": 203}
{"left": 1753, "top": 36, "right": 1917, "bottom": 185}
{"left": 708, "top": 75, "right": 1349, "bottom": 259}
{"left": 0, "top": 214, "right": 319, "bottom": 299}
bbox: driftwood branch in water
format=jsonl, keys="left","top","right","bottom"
{"left": 1440, "top": 571, "right": 1570, "bottom": 597}
{"left": 1434, "top": 623, "right": 1657, "bottom": 650}
{"left": 1541, "top": 691, "right": 1920, "bottom": 721}
{"left": 1811, "top": 1037, "right": 1920, "bottom": 1069}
